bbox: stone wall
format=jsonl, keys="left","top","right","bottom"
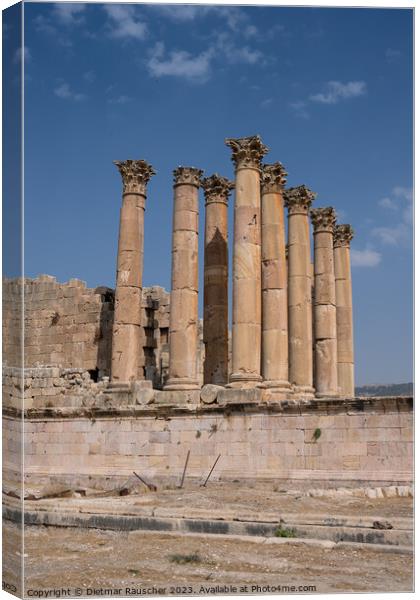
{"left": 3, "top": 397, "right": 412, "bottom": 488}
{"left": 2, "top": 276, "right": 176, "bottom": 387}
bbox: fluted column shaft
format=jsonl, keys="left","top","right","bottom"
{"left": 261, "top": 163, "right": 290, "bottom": 396}
{"left": 285, "top": 186, "right": 316, "bottom": 397}
{"left": 311, "top": 207, "right": 338, "bottom": 397}
{"left": 202, "top": 175, "right": 233, "bottom": 385}
{"left": 225, "top": 135, "right": 269, "bottom": 387}
{"left": 334, "top": 225, "right": 355, "bottom": 397}
{"left": 111, "top": 160, "right": 155, "bottom": 383}
{"left": 165, "top": 167, "right": 202, "bottom": 390}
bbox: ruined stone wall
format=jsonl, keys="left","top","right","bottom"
{"left": 2, "top": 276, "right": 177, "bottom": 387}
{"left": 3, "top": 398, "right": 412, "bottom": 487}
{"left": 2, "top": 366, "right": 107, "bottom": 411}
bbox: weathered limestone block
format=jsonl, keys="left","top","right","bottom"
{"left": 334, "top": 224, "right": 355, "bottom": 397}
{"left": 201, "top": 174, "right": 233, "bottom": 386}
{"left": 218, "top": 387, "right": 264, "bottom": 405}
{"left": 165, "top": 167, "right": 202, "bottom": 390}
{"left": 111, "top": 159, "right": 155, "bottom": 384}
{"left": 225, "top": 135, "right": 268, "bottom": 387}
{"left": 200, "top": 383, "right": 225, "bottom": 404}
{"left": 261, "top": 162, "right": 291, "bottom": 398}
{"left": 284, "top": 185, "right": 316, "bottom": 397}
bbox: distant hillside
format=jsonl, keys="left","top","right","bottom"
{"left": 356, "top": 383, "right": 413, "bottom": 397}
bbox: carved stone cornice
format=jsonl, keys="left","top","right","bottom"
{"left": 201, "top": 174, "right": 234, "bottom": 205}
{"left": 284, "top": 185, "right": 316, "bottom": 215}
{"left": 310, "top": 207, "right": 337, "bottom": 233}
{"left": 173, "top": 166, "right": 203, "bottom": 188}
{"left": 114, "top": 160, "right": 156, "bottom": 195}
{"left": 261, "top": 162, "right": 287, "bottom": 194}
{"left": 333, "top": 224, "right": 354, "bottom": 248}
{"left": 225, "top": 135, "right": 269, "bottom": 170}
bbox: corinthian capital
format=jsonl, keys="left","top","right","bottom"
{"left": 284, "top": 185, "right": 316, "bottom": 215}
{"left": 225, "top": 135, "right": 269, "bottom": 170}
{"left": 114, "top": 159, "right": 156, "bottom": 195}
{"left": 261, "top": 162, "right": 287, "bottom": 194}
{"left": 333, "top": 224, "right": 354, "bottom": 248}
{"left": 201, "top": 174, "right": 234, "bottom": 205}
{"left": 310, "top": 207, "right": 337, "bottom": 233}
{"left": 173, "top": 166, "right": 203, "bottom": 188}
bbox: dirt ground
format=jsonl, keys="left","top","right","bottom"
{"left": 19, "top": 479, "right": 415, "bottom": 519}
{"left": 2, "top": 521, "right": 413, "bottom": 596}
{"left": 3, "top": 483, "right": 414, "bottom": 597}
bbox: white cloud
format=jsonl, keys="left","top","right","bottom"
{"left": 147, "top": 42, "right": 213, "bottom": 82}
{"left": 260, "top": 98, "right": 273, "bottom": 109}
{"left": 53, "top": 3, "right": 86, "bottom": 26}
{"left": 244, "top": 24, "right": 258, "bottom": 38}
{"left": 108, "top": 95, "right": 132, "bottom": 105}
{"left": 154, "top": 5, "right": 214, "bottom": 22}
{"left": 386, "top": 48, "right": 402, "bottom": 63}
{"left": 33, "top": 14, "right": 57, "bottom": 35}
{"left": 290, "top": 100, "right": 309, "bottom": 119}
{"left": 157, "top": 5, "right": 247, "bottom": 30}
{"left": 372, "top": 224, "right": 410, "bottom": 246}
{"left": 374, "top": 186, "right": 413, "bottom": 246}
{"left": 310, "top": 80, "right": 367, "bottom": 104}
{"left": 351, "top": 248, "right": 382, "bottom": 268}
{"left": 213, "top": 33, "right": 264, "bottom": 65}
{"left": 14, "top": 46, "right": 31, "bottom": 64}
{"left": 54, "top": 82, "right": 85, "bottom": 101}
{"left": 104, "top": 5, "right": 147, "bottom": 40}
{"left": 378, "top": 196, "right": 397, "bottom": 210}
{"left": 83, "top": 71, "right": 95, "bottom": 83}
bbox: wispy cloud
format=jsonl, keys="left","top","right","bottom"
{"left": 14, "top": 46, "right": 31, "bottom": 64}
{"left": 290, "top": 100, "right": 309, "bottom": 119}
{"left": 373, "top": 186, "right": 413, "bottom": 246}
{"left": 147, "top": 42, "right": 213, "bottom": 83}
{"left": 33, "top": 14, "right": 57, "bottom": 35}
{"left": 351, "top": 248, "right": 382, "bottom": 268}
{"left": 260, "top": 98, "right": 273, "bottom": 109}
{"left": 155, "top": 5, "right": 250, "bottom": 33}
{"left": 153, "top": 5, "right": 214, "bottom": 22}
{"left": 104, "top": 5, "right": 147, "bottom": 40}
{"left": 309, "top": 80, "right": 367, "bottom": 104}
{"left": 108, "top": 95, "right": 132, "bottom": 105}
{"left": 386, "top": 48, "right": 402, "bottom": 63}
{"left": 291, "top": 80, "right": 367, "bottom": 119}
{"left": 213, "top": 32, "right": 263, "bottom": 65}
{"left": 54, "top": 82, "right": 86, "bottom": 101}
{"left": 83, "top": 71, "right": 95, "bottom": 83}
{"left": 53, "top": 3, "right": 86, "bottom": 26}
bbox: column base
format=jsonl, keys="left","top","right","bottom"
{"left": 164, "top": 377, "right": 200, "bottom": 391}
{"left": 227, "top": 372, "right": 262, "bottom": 388}
{"left": 107, "top": 381, "right": 131, "bottom": 390}
{"left": 292, "top": 385, "right": 315, "bottom": 399}
{"left": 315, "top": 391, "right": 340, "bottom": 399}
{"left": 260, "top": 380, "right": 293, "bottom": 399}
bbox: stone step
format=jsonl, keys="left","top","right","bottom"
{"left": 3, "top": 505, "right": 412, "bottom": 549}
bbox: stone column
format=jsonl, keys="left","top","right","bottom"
{"left": 284, "top": 185, "right": 316, "bottom": 397}
{"left": 334, "top": 224, "right": 355, "bottom": 397}
{"left": 201, "top": 174, "right": 234, "bottom": 385}
{"left": 225, "top": 135, "right": 268, "bottom": 387}
{"left": 111, "top": 159, "right": 155, "bottom": 384}
{"left": 164, "top": 167, "right": 203, "bottom": 391}
{"left": 310, "top": 207, "right": 338, "bottom": 397}
{"left": 260, "top": 162, "right": 291, "bottom": 397}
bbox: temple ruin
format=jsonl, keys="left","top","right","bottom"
{"left": 108, "top": 135, "right": 355, "bottom": 398}
{"left": 2, "top": 135, "right": 412, "bottom": 490}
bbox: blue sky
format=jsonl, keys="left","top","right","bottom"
{"left": 16, "top": 2, "right": 414, "bottom": 384}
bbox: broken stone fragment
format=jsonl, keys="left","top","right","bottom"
{"left": 200, "top": 384, "right": 225, "bottom": 404}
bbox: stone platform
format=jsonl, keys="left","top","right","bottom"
{"left": 3, "top": 387, "right": 413, "bottom": 489}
